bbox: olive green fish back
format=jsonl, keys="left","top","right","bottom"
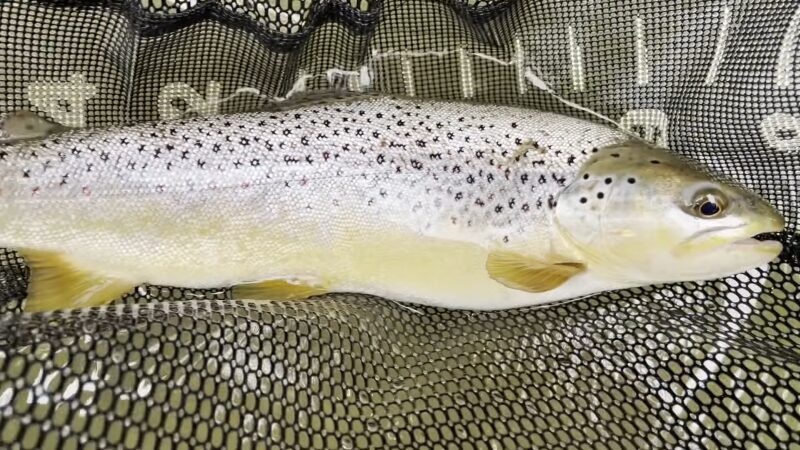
{"left": 0, "top": 0, "right": 799, "bottom": 449}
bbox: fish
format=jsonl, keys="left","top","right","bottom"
{"left": 0, "top": 95, "right": 786, "bottom": 312}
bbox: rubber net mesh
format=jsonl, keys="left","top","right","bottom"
{"left": 0, "top": 0, "right": 799, "bottom": 449}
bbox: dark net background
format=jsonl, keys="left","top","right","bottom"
{"left": 1, "top": 0, "right": 799, "bottom": 448}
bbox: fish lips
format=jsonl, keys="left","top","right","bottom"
{"left": 674, "top": 216, "right": 786, "bottom": 260}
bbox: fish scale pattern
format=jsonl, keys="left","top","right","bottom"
{"left": 0, "top": 0, "right": 799, "bottom": 449}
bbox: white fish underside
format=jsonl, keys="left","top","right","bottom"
{"left": 0, "top": 97, "right": 630, "bottom": 309}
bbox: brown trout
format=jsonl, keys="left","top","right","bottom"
{"left": 0, "top": 96, "right": 785, "bottom": 311}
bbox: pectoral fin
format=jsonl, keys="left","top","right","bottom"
{"left": 232, "top": 278, "right": 328, "bottom": 301}
{"left": 19, "top": 250, "right": 134, "bottom": 312}
{"left": 486, "top": 250, "right": 585, "bottom": 293}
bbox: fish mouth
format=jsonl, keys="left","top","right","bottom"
{"left": 676, "top": 215, "right": 785, "bottom": 257}
{"left": 721, "top": 220, "right": 785, "bottom": 255}
{"left": 728, "top": 235, "right": 783, "bottom": 254}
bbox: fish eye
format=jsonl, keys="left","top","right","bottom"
{"left": 692, "top": 190, "right": 726, "bottom": 218}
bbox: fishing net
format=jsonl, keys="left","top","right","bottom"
{"left": 0, "top": 0, "right": 799, "bottom": 448}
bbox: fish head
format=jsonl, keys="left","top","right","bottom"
{"left": 554, "top": 140, "right": 785, "bottom": 285}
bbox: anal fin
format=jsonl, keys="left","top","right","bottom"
{"left": 19, "top": 249, "right": 134, "bottom": 312}
{"left": 232, "top": 278, "right": 328, "bottom": 301}
{"left": 486, "top": 250, "right": 585, "bottom": 293}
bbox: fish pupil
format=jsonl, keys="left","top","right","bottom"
{"left": 700, "top": 201, "right": 720, "bottom": 216}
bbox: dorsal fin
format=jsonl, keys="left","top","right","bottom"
{"left": 1, "top": 110, "right": 69, "bottom": 144}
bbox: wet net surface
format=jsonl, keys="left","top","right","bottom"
{"left": 0, "top": 0, "right": 799, "bottom": 448}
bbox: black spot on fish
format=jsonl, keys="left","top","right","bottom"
{"left": 650, "top": 160, "right": 660, "bottom": 164}
{"left": 494, "top": 205, "right": 503, "bottom": 213}
{"left": 611, "top": 153, "right": 620, "bottom": 157}
{"left": 605, "top": 178, "right": 612, "bottom": 184}
{"left": 591, "top": 148, "right": 598, "bottom": 153}
{"left": 583, "top": 174, "right": 589, "bottom": 180}
{"left": 597, "top": 192, "right": 605, "bottom": 199}
{"left": 580, "top": 197, "right": 587, "bottom": 203}
{"left": 628, "top": 178, "right": 636, "bottom": 184}
{"left": 522, "top": 203, "right": 530, "bottom": 212}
